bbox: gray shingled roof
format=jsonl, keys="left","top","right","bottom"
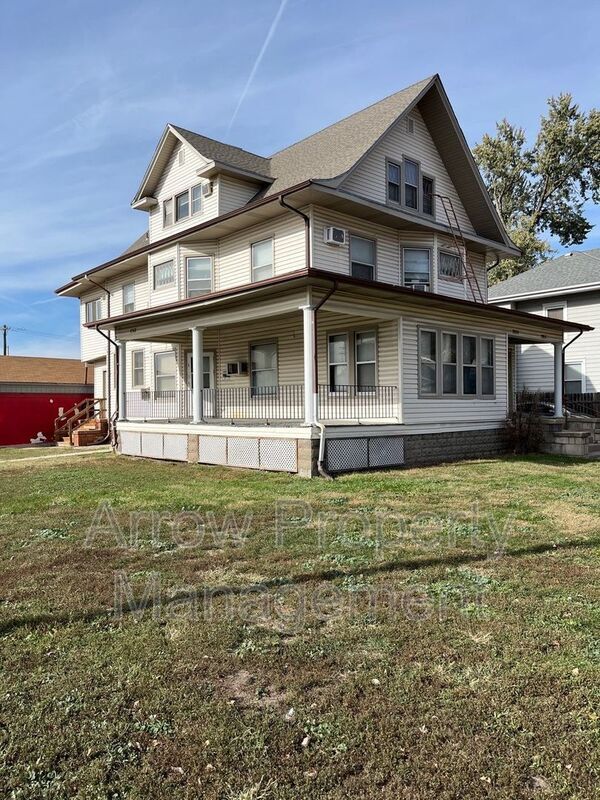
{"left": 170, "top": 77, "right": 433, "bottom": 198}
{"left": 171, "top": 126, "right": 271, "bottom": 178}
{"left": 264, "top": 76, "right": 433, "bottom": 196}
{"left": 121, "top": 231, "right": 149, "bottom": 256}
{"left": 489, "top": 249, "right": 600, "bottom": 299}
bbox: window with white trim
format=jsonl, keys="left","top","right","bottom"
{"left": 132, "top": 350, "right": 145, "bottom": 387}
{"left": 251, "top": 239, "right": 273, "bottom": 282}
{"left": 186, "top": 257, "right": 212, "bottom": 297}
{"left": 350, "top": 235, "right": 376, "bottom": 280}
{"left": 153, "top": 260, "right": 175, "bottom": 289}
{"left": 422, "top": 175, "right": 434, "bottom": 216}
{"left": 418, "top": 328, "right": 496, "bottom": 398}
{"left": 439, "top": 250, "right": 462, "bottom": 281}
{"left": 154, "top": 351, "right": 177, "bottom": 392}
{"left": 85, "top": 298, "right": 102, "bottom": 323}
{"left": 250, "top": 342, "right": 277, "bottom": 395}
{"left": 565, "top": 362, "right": 584, "bottom": 394}
{"left": 123, "top": 282, "right": 135, "bottom": 314}
{"left": 403, "top": 248, "right": 430, "bottom": 288}
{"left": 328, "top": 334, "right": 349, "bottom": 390}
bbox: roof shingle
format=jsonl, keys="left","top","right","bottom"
{"left": 0, "top": 356, "right": 92, "bottom": 385}
{"left": 489, "top": 249, "right": 600, "bottom": 300}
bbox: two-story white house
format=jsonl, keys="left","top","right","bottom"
{"left": 56, "top": 74, "right": 589, "bottom": 475}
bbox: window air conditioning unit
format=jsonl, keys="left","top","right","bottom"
{"left": 226, "top": 361, "right": 248, "bottom": 376}
{"left": 409, "top": 282, "right": 430, "bottom": 292}
{"left": 324, "top": 226, "right": 347, "bottom": 246}
{"left": 202, "top": 181, "right": 214, "bottom": 198}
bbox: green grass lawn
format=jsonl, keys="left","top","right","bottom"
{"left": 0, "top": 453, "right": 598, "bottom": 799}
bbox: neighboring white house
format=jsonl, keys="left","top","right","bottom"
{"left": 489, "top": 250, "right": 600, "bottom": 395}
{"left": 56, "top": 74, "right": 589, "bottom": 475}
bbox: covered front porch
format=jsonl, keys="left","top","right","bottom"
{"left": 114, "top": 281, "right": 401, "bottom": 428}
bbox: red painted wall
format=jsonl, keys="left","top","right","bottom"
{"left": 0, "top": 392, "right": 93, "bottom": 446}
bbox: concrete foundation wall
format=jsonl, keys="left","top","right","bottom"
{"left": 403, "top": 429, "right": 507, "bottom": 467}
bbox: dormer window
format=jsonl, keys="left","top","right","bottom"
{"left": 163, "top": 186, "right": 203, "bottom": 227}
{"left": 191, "top": 184, "right": 202, "bottom": 215}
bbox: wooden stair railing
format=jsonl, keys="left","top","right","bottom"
{"left": 54, "top": 398, "right": 106, "bottom": 445}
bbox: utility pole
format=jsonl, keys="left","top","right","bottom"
{"left": 1, "top": 325, "right": 8, "bottom": 356}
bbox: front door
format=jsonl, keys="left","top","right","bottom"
{"left": 186, "top": 352, "right": 215, "bottom": 417}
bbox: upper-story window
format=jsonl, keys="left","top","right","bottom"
{"left": 387, "top": 158, "right": 434, "bottom": 217}
{"left": 186, "top": 257, "right": 212, "bottom": 297}
{"left": 439, "top": 250, "right": 462, "bottom": 281}
{"left": 85, "top": 298, "right": 102, "bottom": 323}
{"left": 404, "top": 159, "right": 419, "bottom": 209}
{"left": 251, "top": 239, "right": 273, "bottom": 282}
{"left": 175, "top": 191, "right": 190, "bottom": 221}
{"left": 153, "top": 260, "right": 175, "bottom": 289}
{"left": 403, "top": 248, "right": 430, "bottom": 288}
{"left": 350, "top": 235, "right": 376, "bottom": 280}
{"left": 123, "top": 282, "right": 135, "bottom": 313}
{"left": 163, "top": 185, "right": 203, "bottom": 227}
{"left": 545, "top": 304, "right": 565, "bottom": 320}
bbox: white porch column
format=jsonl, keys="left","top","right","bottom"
{"left": 301, "top": 304, "right": 317, "bottom": 425}
{"left": 117, "top": 340, "right": 127, "bottom": 421}
{"left": 191, "top": 326, "right": 204, "bottom": 423}
{"left": 553, "top": 342, "right": 564, "bottom": 418}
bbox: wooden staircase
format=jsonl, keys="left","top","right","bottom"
{"left": 54, "top": 398, "right": 108, "bottom": 447}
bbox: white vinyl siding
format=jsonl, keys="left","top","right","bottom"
{"left": 218, "top": 175, "right": 261, "bottom": 215}
{"left": 512, "top": 291, "right": 600, "bottom": 394}
{"left": 148, "top": 143, "right": 219, "bottom": 242}
{"left": 341, "top": 106, "right": 475, "bottom": 234}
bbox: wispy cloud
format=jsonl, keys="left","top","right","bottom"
{"left": 226, "top": 0, "right": 289, "bottom": 135}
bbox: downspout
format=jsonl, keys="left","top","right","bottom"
{"left": 95, "top": 325, "right": 119, "bottom": 447}
{"left": 278, "top": 194, "right": 338, "bottom": 478}
{"left": 85, "top": 274, "right": 113, "bottom": 420}
{"left": 561, "top": 330, "right": 584, "bottom": 429}
{"left": 312, "top": 282, "right": 337, "bottom": 480}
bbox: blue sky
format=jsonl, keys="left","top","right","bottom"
{"left": 1, "top": 0, "right": 599, "bottom": 358}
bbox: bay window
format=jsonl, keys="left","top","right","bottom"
{"left": 418, "top": 328, "right": 496, "bottom": 398}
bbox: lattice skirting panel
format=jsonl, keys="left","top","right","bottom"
{"left": 326, "top": 435, "right": 405, "bottom": 472}
{"left": 198, "top": 435, "right": 298, "bottom": 473}
{"left": 120, "top": 432, "right": 188, "bottom": 462}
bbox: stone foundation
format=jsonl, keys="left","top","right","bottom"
{"left": 403, "top": 428, "right": 507, "bottom": 467}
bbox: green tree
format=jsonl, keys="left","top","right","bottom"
{"left": 473, "top": 95, "right": 600, "bottom": 284}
